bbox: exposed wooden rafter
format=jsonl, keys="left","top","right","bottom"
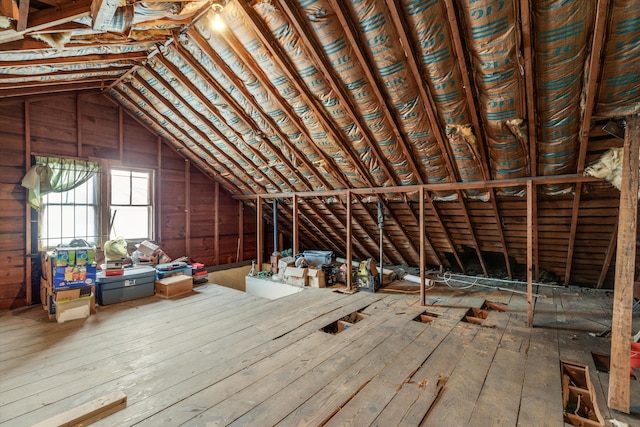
{"left": 564, "top": 0, "right": 610, "bottom": 285}
{"left": 91, "top": 0, "right": 120, "bottom": 31}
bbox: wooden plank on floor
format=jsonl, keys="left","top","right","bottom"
{"left": 418, "top": 311, "right": 512, "bottom": 425}
{"left": 81, "top": 294, "right": 381, "bottom": 426}
{"left": 132, "top": 296, "right": 410, "bottom": 426}
{"left": 31, "top": 391, "right": 127, "bottom": 427}
{"left": 468, "top": 347, "right": 527, "bottom": 425}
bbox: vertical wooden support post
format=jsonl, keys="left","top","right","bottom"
{"left": 608, "top": 114, "right": 640, "bottom": 413}
{"left": 214, "top": 181, "right": 219, "bottom": 266}
{"left": 256, "top": 196, "right": 263, "bottom": 272}
{"left": 292, "top": 194, "right": 299, "bottom": 256}
{"left": 76, "top": 94, "right": 83, "bottom": 158}
{"left": 118, "top": 106, "right": 124, "bottom": 161}
{"left": 419, "top": 187, "right": 426, "bottom": 306}
{"left": 346, "top": 191, "right": 352, "bottom": 291}
{"left": 156, "top": 137, "right": 162, "bottom": 243}
{"left": 25, "top": 100, "right": 31, "bottom": 305}
{"left": 185, "top": 159, "right": 191, "bottom": 259}
{"left": 527, "top": 180, "right": 534, "bottom": 327}
{"left": 238, "top": 201, "right": 244, "bottom": 262}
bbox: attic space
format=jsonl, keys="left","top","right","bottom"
{"left": 1, "top": 0, "right": 640, "bottom": 425}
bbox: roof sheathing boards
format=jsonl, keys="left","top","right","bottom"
{"left": 533, "top": 0, "right": 594, "bottom": 195}
{"left": 595, "top": 0, "right": 640, "bottom": 117}
{"left": 456, "top": 0, "right": 529, "bottom": 195}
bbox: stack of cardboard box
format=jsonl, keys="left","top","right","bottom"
{"left": 41, "top": 246, "right": 97, "bottom": 322}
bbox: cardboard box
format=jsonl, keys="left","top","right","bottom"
{"left": 307, "top": 268, "right": 326, "bottom": 288}
{"left": 53, "top": 247, "right": 75, "bottom": 267}
{"left": 283, "top": 267, "right": 307, "bottom": 287}
{"left": 54, "top": 295, "right": 92, "bottom": 323}
{"left": 155, "top": 275, "right": 193, "bottom": 298}
{"left": 53, "top": 265, "right": 97, "bottom": 289}
{"left": 137, "top": 240, "right": 159, "bottom": 257}
{"left": 74, "top": 247, "right": 95, "bottom": 265}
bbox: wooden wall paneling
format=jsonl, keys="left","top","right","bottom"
{"left": 122, "top": 114, "right": 158, "bottom": 168}
{"left": 608, "top": 114, "right": 639, "bottom": 413}
{"left": 0, "top": 100, "right": 26, "bottom": 309}
{"left": 29, "top": 95, "right": 77, "bottom": 156}
{"left": 597, "top": 217, "right": 618, "bottom": 289}
{"left": 76, "top": 93, "right": 82, "bottom": 158}
{"left": 78, "top": 94, "right": 119, "bottom": 160}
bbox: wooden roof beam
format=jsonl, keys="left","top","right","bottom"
{"left": 186, "top": 28, "right": 337, "bottom": 191}
{"left": 383, "top": 0, "right": 489, "bottom": 274}
{"left": 0, "top": 0, "right": 91, "bottom": 44}
{"left": 0, "top": 51, "right": 146, "bottom": 67}
{"left": 103, "top": 92, "right": 232, "bottom": 190}
{"left": 170, "top": 41, "right": 315, "bottom": 193}
{"left": 215, "top": 28, "right": 353, "bottom": 190}
{"left": 277, "top": 0, "right": 396, "bottom": 187}
{"left": 235, "top": 1, "right": 377, "bottom": 189}
{"left": 0, "top": 80, "right": 111, "bottom": 97}
{"left": 519, "top": 0, "right": 537, "bottom": 177}
{"left": 16, "top": 0, "right": 29, "bottom": 32}
{"left": 0, "top": 76, "right": 117, "bottom": 91}
{"left": 91, "top": 0, "right": 119, "bottom": 31}
{"left": 234, "top": 174, "right": 601, "bottom": 199}
{"left": 564, "top": 0, "right": 610, "bottom": 285}
{"left": 141, "top": 65, "right": 284, "bottom": 194}
{"left": 301, "top": 199, "right": 372, "bottom": 261}
{"left": 1, "top": 0, "right": 18, "bottom": 20}
{"left": 426, "top": 193, "right": 466, "bottom": 273}
{"left": 115, "top": 83, "right": 257, "bottom": 195}
{"left": 168, "top": 41, "right": 370, "bottom": 253}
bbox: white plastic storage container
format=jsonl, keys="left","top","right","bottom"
{"left": 53, "top": 295, "right": 92, "bottom": 323}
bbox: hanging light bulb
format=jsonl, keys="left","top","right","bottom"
{"left": 211, "top": 4, "right": 225, "bottom": 31}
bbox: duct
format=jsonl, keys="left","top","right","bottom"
{"left": 595, "top": 0, "right": 640, "bottom": 116}
{"left": 222, "top": 3, "right": 367, "bottom": 190}
{"left": 457, "top": 0, "right": 529, "bottom": 195}
{"left": 111, "top": 85, "right": 257, "bottom": 195}
{"left": 184, "top": 23, "right": 334, "bottom": 191}
{"left": 402, "top": 0, "right": 488, "bottom": 201}
{"left": 533, "top": 0, "right": 594, "bottom": 195}
{"left": 294, "top": 0, "right": 416, "bottom": 187}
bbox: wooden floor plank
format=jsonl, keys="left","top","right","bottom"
{"left": 2, "top": 281, "right": 637, "bottom": 426}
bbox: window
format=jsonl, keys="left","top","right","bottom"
{"left": 109, "top": 168, "right": 153, "bottom": 241}
{"left": 39, "top": 173, "right": 99, "bottom": 249}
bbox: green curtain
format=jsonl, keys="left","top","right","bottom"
{"left": 21, "top": 156, "right": 99, "bottom": 209}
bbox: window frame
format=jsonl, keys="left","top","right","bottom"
{"left": 38, "top": 171, "right": 100, "bottom": 251}
{"left": 106, "top": 166, "right": 155, "bottom": 244}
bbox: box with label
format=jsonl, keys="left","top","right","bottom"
{"left": 96, "top": 266, "right": 156, "bottom": 305}
{"left": 53, "top": 265, "right": 97, "bottom": 289}
{"left": 283, "top": 267, "right": 308, "bottom": 287}
{"left": 155, "top": 275, "right": 193, "bottom": 299}
{"left": 53, "top": 247, "right": 75, "bottom": 267}
{"left": 74, "top": 247, "right": 95, "bottom": 265}
{"left": 307, "top": 268, "right": 326, "bottom": 288}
